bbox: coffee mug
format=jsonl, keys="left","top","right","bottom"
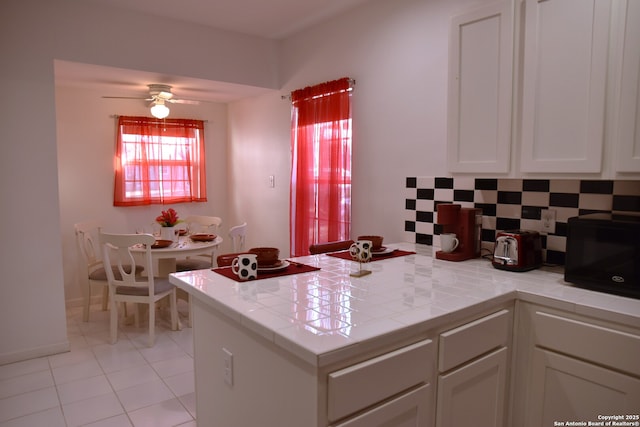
{"left": 350, "top": 240, "right": 373, "bottom": 263}
{"left": 231, "top": 254, "right": 258, "bottom": 281}
{"left": 440, "top": 233, "right": 459, "bottom": 253}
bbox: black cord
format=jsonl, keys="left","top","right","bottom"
{"left": 481, "top": 248, "right": 494, "bottom": 261}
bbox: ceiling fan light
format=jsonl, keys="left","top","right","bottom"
{"left": 150, "top": 101, "right": 170, "bottom": 119}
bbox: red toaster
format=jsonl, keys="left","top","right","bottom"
{"left": 492, "top": 230, "right": 542, "bottom": 272}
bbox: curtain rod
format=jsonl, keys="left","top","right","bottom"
{"left": 110, "top": 114, "right": 209, "bottom": 123}
{"left": 281, "top": 78, "right": 356, "bottom": 101}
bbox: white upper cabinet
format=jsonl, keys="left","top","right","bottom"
{"left": 520, "top": 0, "right": 611, "bottom": 173}
{"left": 614, "top": 0, "right": 640, "bottom": 173}
{"left": 448, "top": 0, "right": 640, "bottom": 177}
{"left": 447, "top": 1, "right": 514, "bottom": 173}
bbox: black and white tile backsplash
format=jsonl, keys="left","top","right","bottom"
{"left": 404, "top": 177, "right": 640, "bottom": 265}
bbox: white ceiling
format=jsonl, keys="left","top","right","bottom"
{"left": 86, "top": 0, "right": 373, "bottom": 40}
{"left": 54, "top": 60, "right": 276, "bottom": 103}
{"left": 56, "top": 0, "right": 373, "bottom": 103}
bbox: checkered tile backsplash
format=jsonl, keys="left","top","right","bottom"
{"left": 404, "top": 177, "right": 640, "bottom": 265}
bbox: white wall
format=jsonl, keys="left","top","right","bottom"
{"left": 229, "top": 0, "right": 492, "bottom": 255}
{"left": 55, "top": 85, "right": 235, "bottom": 305}
{"left": 0, "top": 0, "right": 278, "bottom": 363}
{"left": 227, "top": 94, "right": 291, "bottom": 253}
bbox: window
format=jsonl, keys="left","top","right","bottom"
{"left": 113, "top": 116, "right": 207, "bottom": 206}
{"left": 290, "top": 78, "right": 353, "bottom": 256}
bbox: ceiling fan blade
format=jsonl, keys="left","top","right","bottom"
{"left": 102, "top": 96, "right": 151, "bottom": 100}
{"left": 103, "top": 84, "right": 203, "bottom": 105}
{"left": 167, "top": 99, "right": 200, "bottom": 105}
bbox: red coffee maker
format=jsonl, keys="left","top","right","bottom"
{"left": 435, "top": 203, "right": 482, "bottom": 261}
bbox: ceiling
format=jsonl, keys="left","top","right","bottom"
{"left": 54, "top": 60, "right": 276, "bottom": 104}
{"left": 55, "top": 0, "right": 373, "bottom": 103}
{"left": 85, "top": 0, "right": 373, "bottom": 40}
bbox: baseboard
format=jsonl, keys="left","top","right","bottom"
{"left": 0, "top": 340, "right": 70, "bottom": 366}
{"left": 65, "top": 296, "right": 83, "bottom": 308}
{"left": 65, "top": 295, "right": 102, "bottom": 309}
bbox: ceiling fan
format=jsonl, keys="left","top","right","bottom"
{"left": 103, "top": 84, "right": 200, "bottom": 118}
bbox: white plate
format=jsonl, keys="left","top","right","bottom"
{"left": 258, "top": 260, "right": 290, "bottom": 272}
{"left": 372, "top": 247, "right": 396, "bottom": 256}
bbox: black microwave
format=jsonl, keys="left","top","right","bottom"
{"left": 565, "top": 213, "right": 640, "bottom": 299}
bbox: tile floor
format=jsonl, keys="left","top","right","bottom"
{"left": 0, "top": 302, "right": 196, "bottom": 427}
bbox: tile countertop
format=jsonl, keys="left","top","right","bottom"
{"left": 169, "top": 242, "right": 640, "bottom": 367}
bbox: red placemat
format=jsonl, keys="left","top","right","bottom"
{"left": 212, "top": 261, "right": 320, "bottom": 282}
{"left": 326, "top": 249, "right": 416, "bottom": 261}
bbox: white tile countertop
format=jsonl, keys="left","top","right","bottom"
{"left": 169, "top": 242, "right": 640, "bottom": 366}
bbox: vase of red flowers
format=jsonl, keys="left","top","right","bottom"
{"left": 156, "top": 208, "right": 181, "bottom": 242}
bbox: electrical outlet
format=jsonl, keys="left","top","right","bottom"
{"left": 268, "top": 175, "right": 275, "bottom": 188}
{"left": 223, "top": 348, "right": 233, "bottom": 386}
{"left": 541, "top": 209, "right": 556, "bottom": 234}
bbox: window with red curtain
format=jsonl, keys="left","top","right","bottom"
{"left": 290, "top": 77, "right": 353, "bottom": 256}
{"left": 113, "top": 116, "right": 207, "bottom": 206}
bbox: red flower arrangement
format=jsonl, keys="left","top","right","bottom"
{"left": 156, "top": 208, "right": 181, "bottom": 227}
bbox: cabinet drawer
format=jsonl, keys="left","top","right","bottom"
{"left": 331, "top": 384, "right": 432, "bottom": 427}
{"left": 533, "top": 311, "right": 640, "bottom": 376}
{"left": 328, "top": 339, "right": 434, "bottom": 422}
{"left": 439, "top": 309, "right": 511, "bottom": 372}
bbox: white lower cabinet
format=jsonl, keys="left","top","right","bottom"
{"left": 436, "top": 347, "right": 508, "bottom": 427}
{"left": 436, "top": 309, "right": 512, "bottom": 427}
{"left": 525, "top": 348, "right": 640, "bottom": 427}
{"left": 192, "top": 293, "right": 639, "bottom": 427}
{"left": 328, "top": 308, "right": 515, "bottom": 427}
{"left": 328, "top": 339, "right": 435, "bottom": 427}
{"left": 516, "top": 304, "right": 640, "bottom": 426}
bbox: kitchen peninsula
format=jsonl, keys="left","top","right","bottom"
{"left": 170, "top": 243, "right": 640, "bottom": 427}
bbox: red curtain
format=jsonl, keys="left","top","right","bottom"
{"left": 113, "top": 116, "right": 207, "bottom": 206}
{"left": 290, "top": 78, "right": 352, "bottom": 256}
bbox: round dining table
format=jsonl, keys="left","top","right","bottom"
{"left": 131, "top": 234, "right": 223, "bottom": 277}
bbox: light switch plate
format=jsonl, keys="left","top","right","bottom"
{"left": 541, "top": 209, "right": 556, "bottom": 234}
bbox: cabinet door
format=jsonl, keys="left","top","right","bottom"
{"left": 615, "top": 0, "right": 640, "bottom": 172}
{"left": 447, "top": 1, "right": 513, "bottom": 173}
{"left": 333, "top": 384, "right": 433, "bottom": 427}
{"left": 436, "top": 347, "right": 508, "bottom": 427}
{"left": 520, "top": 0, "right": 611, "bottom": 172}
{"left": 525, "top": 348, "right": 640, "bottom": 427}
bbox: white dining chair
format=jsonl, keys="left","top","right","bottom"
{"left": 175, "top": 215, "right": 223, "bottom": 271}
{"left": 74, "top": 220, "right": 143, "bottom": 322}
{"left": 184, "top": 215, "right": 222, "bottom": 235}
{"left": 174, "top": 215, "right": 223, "bottom": 327}
{"left": 100, "top": 232, "right": 179, "bottom": 347}
{"left": 228, "top": 222, "right": 247, "bottom": 252}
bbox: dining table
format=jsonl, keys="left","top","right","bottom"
{"left": 130, "top": 234, "right": 223, "bottom": 277}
